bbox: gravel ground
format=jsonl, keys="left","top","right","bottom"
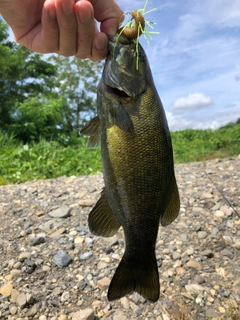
{"left": 0, "top": 156, "right": 240, "bottom": 320}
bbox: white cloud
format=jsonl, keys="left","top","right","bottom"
{"left": 172, "top": 93, "right": 214, "bottom": 112}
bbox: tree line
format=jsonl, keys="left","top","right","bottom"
{"left": 0, "top": 20, "right": 103, "bottom": 145}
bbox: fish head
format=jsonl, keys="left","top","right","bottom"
{"left": 101, "top": 35, "right": 150, "bottom": 99}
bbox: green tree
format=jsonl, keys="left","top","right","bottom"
{"left": 49, "top": 55, "right": 103, "bottom": 133}
{"left": 0, "top": 20, "right": 103, "bottom": 144}
{"left": 0, "top": 20, "right": 57, "bottom": 134}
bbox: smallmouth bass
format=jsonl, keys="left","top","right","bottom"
{"left": 80, "top": 34, "right": 180, "bottom": 302}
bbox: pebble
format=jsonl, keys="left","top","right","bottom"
{"left": 120, "top": 297, "right": 130, "bottom": 309}
{"left": 48, "top": 206, "right": 71, "bottom": 218}
{"left": 186, "top": 260, "right": 202, "bottom": 270}
{"left": 0, "top": 283, "right": 13, "bottom": 297}
{"left": 72, "top": 308, "right": 95, "bottom": 320}
{"left": 79, "top": 252, "right": 93, "bottom": 260}
{"left": 97, "top": 277, "right": 111, "bottom": 291}
{"left": 52, "top": 250, "right": 72, "bottom": 267}
{"left": 49, "top": 227, "right": 66, "bottom": 238}
{"left": 16, "top": 293, "right": 27, "bottom": 308}
{"left": 197, "top": 231, "right": 208, "bottom": 239}
{"left": 18, "top": 252, "right": 31, "bottom": 262}
{"left": 193, "top": 274, "right": 205, "bottom": 284}
{"left": 205, "top": 308, "right": 219, "bottom": 318}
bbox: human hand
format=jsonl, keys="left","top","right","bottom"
{"left": 0, "top": 0, "right": 123, "bottom": 61}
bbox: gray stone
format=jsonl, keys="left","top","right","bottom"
{"left": 72, "top": 308, "right": 94, "bottom": 320}
{"left": 120, "top": 297, "right": 130, "bottom": 309}
{"left": 205, "top": 308, "right": 219, "bottom": 318}
{"left": 52, "top": 250, "right": 72, "bottom": 267}
{"left": 201, "top": 250, "right": 214, "bottom": 258}
{"left": 29, "top": 236, "right": 46, "bottom": 246}
{"left": 17, "top": 293, "right": 27, "bottom": 308}
{"left": 48, "top": 206, "right": 71, "bottom": 218}
{"left": 18, "top": 252, "right": 31, "bottom": 262}
{"left": 79, "top": 252, "right": 93, "bottom": 260}
{"left": 193, "top": 274, "right": 205, "bottom": 284}
{"left": 198, "top": 231, "right": 208, "bottom": 239}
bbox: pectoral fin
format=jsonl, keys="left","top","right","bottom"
{"left": 88, "top": 189, "right": 120, "bottom": 237}
{"left": 110, "top": 103, "right": 134, "bottom": 132}
{"left": 161, "top": 177, "right": 180, "bottom": 226}
{"left": 80, "top": 116, "right": 101, "bottom": 148}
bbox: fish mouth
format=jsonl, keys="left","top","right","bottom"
{"left": 106, "top": 85, "right": 131, "bottom": 99}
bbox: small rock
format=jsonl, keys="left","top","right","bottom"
{"left": 29, "top": 236, "right": 46, "bottom": 246}
{"left": 198, "top": 231, "right": 208, "bottom": 239}
{"left": 205, "top": 308, "right": 219, "bottom": 318}
{"left": 10, "top": 269, "right": 22, "bottom": 278}
{"left": 186, "top": 260, "right": 202, "bottom": 270}
{"left": 18, "top": 252, "right": 31, "bottom": 262}
{"left": 79, "top": 252, "right": 93, "bottom": 260}
{"left": 4, "top": 274, "right": 12, "bottom": 281}
{"left": 234, "top": 242, "right": 240, "bottom": 250}
{"left": 36, "top": 211, "right": 45, "bottom": 217}
{"left": 172, "top": 251, "right": 181, "bottom": 260}
{"left": 0, "top": 283, "right": 13, "bottom": 297}
{"left": 61, "top": 291, "right": 70, "bottom": 302}
{"left": 214, "top": 210, "right": 224, "bottom": 217}
{"left": 120, "top": 297, "right": 130, "bottom": 309}
{"left": 49, "top": 227, "right": 66, "bottom": 238}
{"left": 26, "top": 293, "right": 34, "bottom": 304}
{"left": 75, "top": 236, "right": 84, "bottom": 245}
{"left": 26, "top": 304, "right": 38, "bottom": 317}
{"left": 10, "top": 289, "right": 20, "bottom": 302}
{"left": 72, "top": 308, "right": 95, "bottom": 320}
{"left": 48, "top": 206, "right": 71, "bottom": 218}
{"left": 9, "top": 306, "right": 18, "bottom": 315}
{"left": 186, "top": 247, "right": 194, "bottom": 255}
{"left": 113, "top": 312, "right": 127, "bottom": 320}
{"left": 200, "top": 250, "right": 214, "bottom": 258}
{"left": 97, "top": 277, "right": 110, "bottom": 291}
{"left": 52, "top": 250, "right": 72, "bottom": 267}
{"left": 193, "top": 274, "right": 205, "bottom": 284}
{"left": 17, "top": 292, "right": 27, "bottom": 308}
{"left": 79, "top": 200, "right": 96, "bottom": 207}
{"left": 58, "top": 315, "right": 67, "bottom": 320}
{"left": 220, "top": 249, "right": 233, "bottom": 257}
{"left": 185, "top": 284, "right": 204, "bottom": 294}
{"left": 39, "top": 316, "right": 47, "bottom": 320}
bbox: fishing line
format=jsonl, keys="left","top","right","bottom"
{"left": 203, "top": 169, "right": 239, "bottom": 218}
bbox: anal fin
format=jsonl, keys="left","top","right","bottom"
{"left": 88, "top": 189, "right": 120, "bottom": 237}
{"left": 161, "top": 176, "right": 180, "bottom": 226}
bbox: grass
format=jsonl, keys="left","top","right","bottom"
{"left": 171, "top": 122, "right": 240, "bottom": 164}
{"left": 0, "top": 133, "right": 102, "bottom": 185}
{"left": 0, "top": 122, "right": 239, "bottom": 185}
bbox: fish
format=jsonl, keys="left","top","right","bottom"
{"left": 80, "top": 33, "right": 180, "bottom": 302}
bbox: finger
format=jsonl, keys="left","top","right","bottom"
{"left": 74, "top": 1, "right": 96, "bottom": 59}
{"left": 37, "top": 0, "right": 60, "bottom": 53}
{"left": 91, "top": 32, "right": 108, "bottom": 61}
{"left": 54, "top": 0, "right": 78, "bottom": 56}
{"left": 89, "top": 0, "right": 124, "bottom": 35}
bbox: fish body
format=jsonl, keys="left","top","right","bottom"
{"left": 80, "top": 35, "right": 180, "bottom": 302}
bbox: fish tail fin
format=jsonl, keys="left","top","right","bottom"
{"left": 108, "top": 254, "right": 159, "bottom": 302}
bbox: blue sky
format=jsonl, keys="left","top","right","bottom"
{"left": 119, "top": 0, "right": 240, "bottom": 131}
{"left": 1, "top": 1, "right": 239, "bottom": 131}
